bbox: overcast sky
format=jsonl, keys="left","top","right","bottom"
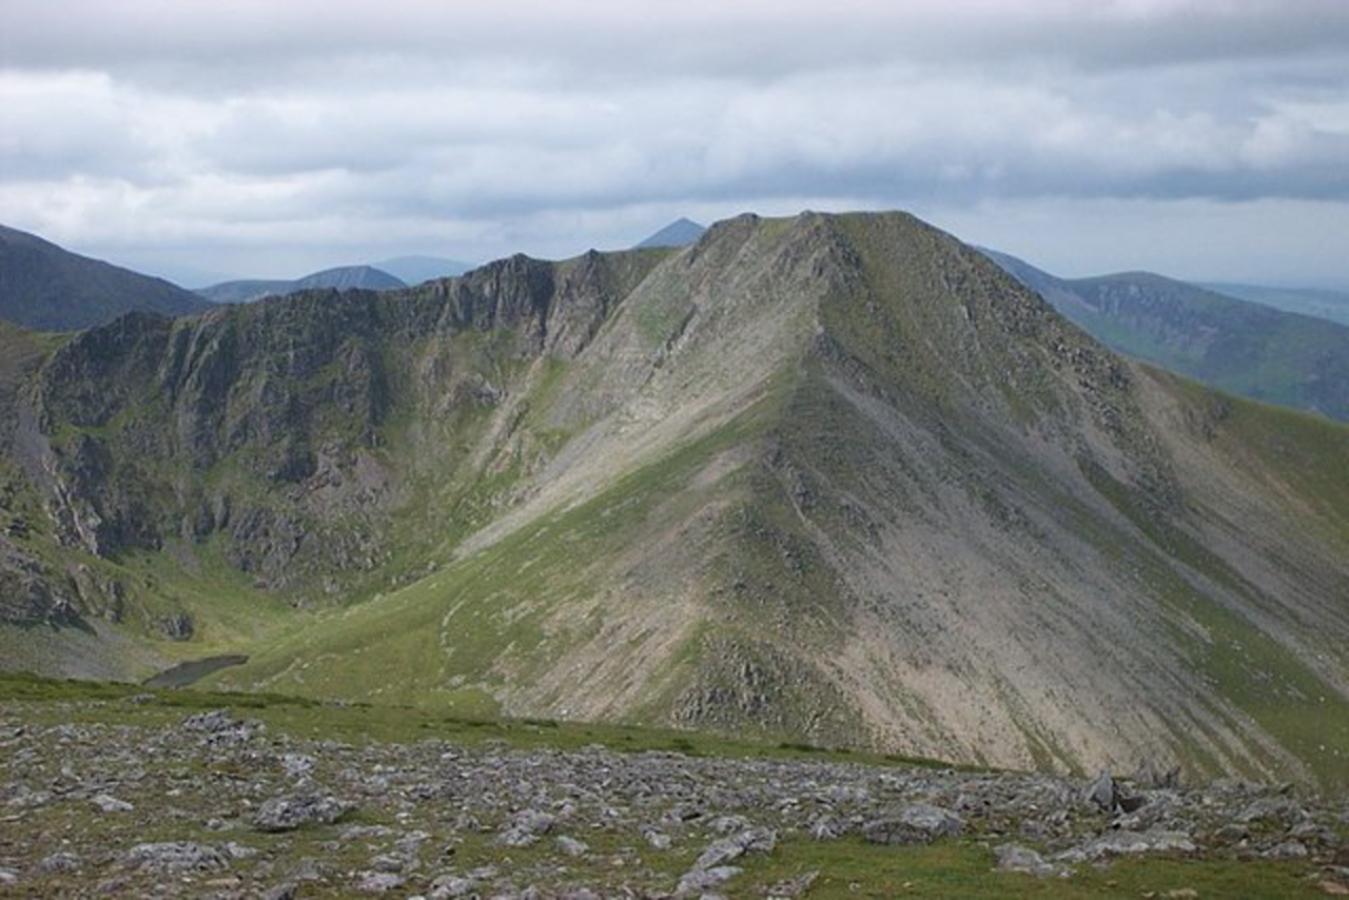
{"left": 2, "top": 0, "right": 1347, "bottom": 286}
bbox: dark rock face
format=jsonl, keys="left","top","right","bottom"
{"left": 157, "top": 613, "right": 194, "bottom": 641}
{"left": 0, "top": 247, "right": 656, "bottom": 612}
{"left": 0, "top": 536, "right": 78, "bottom": 627}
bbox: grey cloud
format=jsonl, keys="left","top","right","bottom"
{"left": 1, "top": 1, "right": 1346, "bottom": 278}
{"left": 4, "top": 1, "right": 1347, "bottom": 79}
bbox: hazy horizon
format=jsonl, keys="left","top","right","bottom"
{"left": 2, "top": 1, "right": 1347, "bottom": 288}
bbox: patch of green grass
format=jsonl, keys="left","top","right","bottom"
{"left": 739, "top": 838, "right": 1325, "bottom": 899}
{"left": 0, "top": 672, "right": 947, "bottom": 769}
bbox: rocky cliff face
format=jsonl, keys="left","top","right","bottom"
{"left": 2, "top": 213, "right": 1348, "bottom": 790}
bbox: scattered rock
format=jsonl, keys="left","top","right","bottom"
{"left": 1082, "top": 771, "right": 1144, "bottom": 814}
{"left": 556, "top": 835, "right": 589, "bottom": 857}
{"left": 1084, "top": 771, "right": 1115, "bottom": 811}
{"left": 91, "top": 793, "right": 134, "bottom": 812}
{"left": 2, "top": 703, "right": 1345, "bottom": 897}
{"left": 35, "top": 852, "right": 82, "bottom": 875}
{"left": 282, "top": 753, "right": 317, "bottom": 778}
{"left": 643, "top": 827, "right": 673, "bottom": 850}
{"left": 1238, "top": 796, "right": 1308, "bottom": 827}
{"left": 497, "top": 809, "right": 556, "bottom": 847}
{"left": 694, "top": 826, "right": 777, "bottom": 869}
{"left": 1265, "top": 841, "right": 1309, "bottom": 860}
{"left": 181, "top": 708, "right": 265, "bottom": 745}
{"left": 676, "top": 865, "right": 742, "bottom": 897}
{"left": 810, "top": 814, "right": 846, "bottom": 840}
{"left": 1060, "top": 828, "right": 1196, "bottom": 862}
{"left": 124, "top": 841, "right": 229, "bottom": 874}
{"left": 354, "top": 871, "right": 405, "bottom": 893}
{"left": 994, "top": 843, "right": 1066, "bottom": 878}
{"left": 1212, "top": 823, "right": 1250, "bottom": 844}
{"left": 252, "top": 793, "right": 354, "bottom": 832}
{"left": 429, "top": 874, "right": 477, "bottom": 899}
{"left": 766, "top": 870, "right": 819, "bottom": 899}
{"left": 862, "top": 804, "right": 963, "bottom": 845}
{"left": 181, "top": 708, "right": 237, "bottom": 731}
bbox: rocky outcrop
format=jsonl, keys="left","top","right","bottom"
{"left": 0, "top": 535, "right": 78, "bottom": 627}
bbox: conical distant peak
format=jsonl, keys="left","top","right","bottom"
{"left": 635, "top": 217, "right": 708, "bottom": 249}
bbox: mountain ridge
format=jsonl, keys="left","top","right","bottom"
{"left": 2, "top": 211, "right": 1347, "bottom": 789}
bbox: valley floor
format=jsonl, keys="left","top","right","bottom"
{"left": 0, "top": 679, "right": 1346, "bottom": 898}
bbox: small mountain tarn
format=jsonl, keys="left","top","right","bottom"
{"left": 142, "top": 654, "right": 249, "bottom": 688}
{"left": 1, "top": 211, "right": 1347, "bottom": 790}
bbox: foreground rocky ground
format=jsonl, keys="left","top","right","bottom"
{"left": 2, "top": 692, "right": 1348, "bottom": 898}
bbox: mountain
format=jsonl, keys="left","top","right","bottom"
{"left": 983, "top": 249, "right": 1349, "bottom": 423}
{"left": 1199, "top": 281, "right": 1349, "bottom": 327}
{"left": 0, "top": 224, "right": 212, "bottom": 331}
{"left": 198, "top": 265, "right": 406, "bottom": 303}
{"left": 635, "top": 217, "right": 707, "bottom": 249}
{"left": 2, "top": 212, "right": 1348, "bottom": 791}
{"left": 373, "top": 255, "right": 474, "bottom": 285}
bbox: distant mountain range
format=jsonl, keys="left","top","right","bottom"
{"left": 372, "top": 255, "right": 474, "bottom": 285}
{"left": 983, "top": 249, "right": 1349, "bottom": 423}
{"left": 197, "top": 265, "right": 407, "bottom": 304}
{"left": 0, "top": 224, "right": 211, "bottom": 331}
{"left": 635, "top": 218, "right": 706, "bottom": 249}
{"left": 1198, "top": 282, "right": 1349, "bottom": 327}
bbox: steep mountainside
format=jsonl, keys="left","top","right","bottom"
{"left": 983, "top": 249, "right": 1349, "bottom": 422}
{"left": 2, "top": 213, "right": 1347, "bottom": 790}
{"left": 0, "top": 224, "right": 212, "bottom": 331}
{"left": 198, "top": 265, "right": 406, "bottom": 303}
